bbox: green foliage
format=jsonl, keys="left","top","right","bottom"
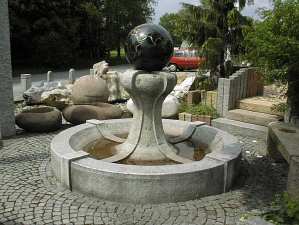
{"left": 201, "top": 38, "right": 224, "bottom": 72}
{"left": 271, "top": 102, "right": 288, "bottom": 113}
{"left": 8, "top": 0, "right": 155, "bottom": 69}
{"left": 175, "top": 0, "right": 253, "bottom": 77}
{"left": 159, "top": 13, "right": 182, "bottom": 46}
{"left": 264, "top": 193, "right": 299, "bottom": 225}
{"left": 179, "top": 103, "right": 218, "bottom": 118}
{"left": 245, "top": 0, "right": 299, "bottom": 78}
{"left": 244, "top": 0, "right": 299, "bottom": 119}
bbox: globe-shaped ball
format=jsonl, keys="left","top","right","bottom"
{"left": 125, "top": 24, "right": 174, "bottom": 71}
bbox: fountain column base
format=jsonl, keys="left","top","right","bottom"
{"left": 107, "top": 70, "right": 190, "bottom": 163}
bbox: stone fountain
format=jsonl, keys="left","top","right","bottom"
{"left": 51, "top": 24, "right": 241, "bottom": 204}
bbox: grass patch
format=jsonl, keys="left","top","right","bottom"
{"left": 263, "top": 193, "right": 299, "bottom": 225}
{"left": 179, "top": 103, "right": 218, "bottom": 118}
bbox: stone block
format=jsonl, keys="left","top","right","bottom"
{"left": 0, "top": 0, "right": 15, "bottom": 137}
{"left": 288, "top": 156, "right": 299, "bottom": 201}
{"left": 186, "top": 90, "right": 201, "bottom": 105}
{"left": 229, "top": 78, "right": 237, "bottom": 109}
{"left": 256, "top": 71, "right": 264, "bottom": 96}
{"left": 222, "top": 79, "right": 232, "bottom": 117}
{"left": 206, "top": 91, "right": 218, "bottom": 109}
{"left": 212, "top": 118, "right": 268, "bottom": 140}
{"left": 179, "top": 112, "right": 211, "bottom": 125}
{"left": 69, "top": 68, "right": 75, "bottom": 84}
{"left": 20, "top": 74, "right": 32, "bottom": 92}
{"left": 243, "top": 69, "right": 248, "bottom": 98}
{"left": 217, "top": 78, "right": 225, "bottom": 116}
{"left": 47, "top": 71, "right": 53, "bottom": 82}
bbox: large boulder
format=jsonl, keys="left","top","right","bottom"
{"left": 127, "top": 95, "right": 180, "bottom": 118}
{"left": 103, "top": 71, "right": 130, "bottom": 102}
{"left": 62, "top": 103, "right": 123, "bottom": 125}
{"left": 41, "top": 87, "right": 72, "bottom": 110}
{"left": 16, "top": 106, "right": 62, "bottom": 132}
{"left": 23, "top": 81, "right": 71, "bottom": 105}
{"left": 93, "top": 61, "right": 109, "bottom": 77}
{"left": 72, "top": 75, "right": 109, "bottom": 104}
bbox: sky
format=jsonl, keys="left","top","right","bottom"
{"left": 153, "top": 0, "right": 273, "bottom": 24}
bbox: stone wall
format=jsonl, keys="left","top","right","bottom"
{"left": 0, "top": 0, "right": 16, "bottom": 137}
{"left": 216, "top": 68, "right": 264, "bottom": 117}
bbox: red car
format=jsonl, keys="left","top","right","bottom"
{"left": 168, "top": 49, "right": 205, "bottom": 71}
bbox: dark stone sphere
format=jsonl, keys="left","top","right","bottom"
{"left": 125, "top": 23, "right": 174, "bottom": 71}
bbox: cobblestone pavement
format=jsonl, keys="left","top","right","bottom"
{"left": 0, "top": 129, "right": 288, "bottom": 225}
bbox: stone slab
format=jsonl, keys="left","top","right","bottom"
{"left": 268, "top": 122, "right": 299, "bottom": 163}
{"left": 212, "top": 117, "right": 268, "bottom": 140}
{"left": 238, "top": 97, "right": 285, "bottom": 116}
{"left": 226, "top": 109, "right": 282, "bottom": 127}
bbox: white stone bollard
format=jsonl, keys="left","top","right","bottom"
{"left": 69, "top": 68, "right": 75, "bottom": 84}
{"left": 90, "top": 69, "right": 96, "bottom": 77}
{"left": 47, "top": 71, "right": 53, "bottom": 82}
{"left": 20, "top": 74, "right": 32, "bottom": 92}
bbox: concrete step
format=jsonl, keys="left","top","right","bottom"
{"left": 237, "top": 97, "right": 285, "bottom": 116}
{"left": 212, "top": 117, "right": 268, "bottom": 140}
{"left": 226, "top": 109, "right": 283, "bottom": 127}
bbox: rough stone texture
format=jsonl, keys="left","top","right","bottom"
{"left": 0, "top": 0, "right": 16, "bottom": 137}
{"left": 0, "top": 128, "right": 287, "bottom": 225}
{"left": 41, "top": 88, "right": 72, "bottom": 110}
{"left": 288, "top": 157, "right": 299, "bottom": 201}
{"left": 51, "top": 119, "right": 239, "bottom": 203}
{"left": 267, "top": 122, "right": 299, "bottom": 200}
{"left": 226, "top": 109, "right": 282, "bottom": 127}
{"left": 118, "top": 70, "right": 181, "bottom": 162}
{"left": 23, "top": 81, "right": 72, "bottom": 105}
{"left": 72, "top": 75, "right": 109, "bottom": 105}
{"left": 127, "top": 94, "right": 180, "bottom": 119}
{"left": 212, "top": 118, "right": 268, "bottom": 155}
{"left": 20, "top": 74, "right": 32, "bottom": 93}
{"left": 237, "top": 97, "right": 285, "bottom": 116}
{"left": 15, "top": 106, "right": 62, "bottom": 132}
{"left": 217, "top": 78, "right": 225, "bottom": 117}
{"left": 62, "top": 104, "right": 123, "bottom": 125}
{"left": 179, "top": 113, "right": 212, "bottom": 125}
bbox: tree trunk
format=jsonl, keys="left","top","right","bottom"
{"left": 117, "top": 45, "right": 121, "bottom": 59}
{"left": 219, "top": 49, "right": 226, "bottom": 78}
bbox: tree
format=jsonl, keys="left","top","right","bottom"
{"left": 159, "top": 13, "right": 183, "bottom": 46}
{"left": 177, "top": 0, "right": 253, "bottom": 78}
{"left": 244, "top": 0, "right": 299, "bottom": 123}
{"left": 8, "top": 0, "right": 155, "bottom": 68}
{"left": 103, "top": 0, "right": 156, "bottom": 58}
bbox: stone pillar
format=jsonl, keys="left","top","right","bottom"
{"left": 222, "top": 79, "right": 232, "bottom": 117}
{"left": 114, "top": 70, "right": 191, "bottom": 164}
{"left": 0, "top": 0, "right": 16, "bottom": 137}
{"left": 20, "top": 74, "right": 32, "bottom": 92}
{"left": 47, "top": 71, "right": 52, "bottom": 82}
{"left": 69, "top": 68, "right": 75, "bottom": 84}
{"left": 90, "top": 69, "right": 95, "bottom": 77}
{"left": 288, "top": 156, "right": 299, "bottom": 201}
{"left": 217, "top": 78, "right": 225, "bottom": 117}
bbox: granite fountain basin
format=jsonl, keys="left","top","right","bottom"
{"left": 51, "top": 118, "right": 241, "bottom": 204}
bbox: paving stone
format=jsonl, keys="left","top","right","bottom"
{"left": 0, "top": 128, "right": 288, "bottom": 225}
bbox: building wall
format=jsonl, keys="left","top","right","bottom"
{"left": 0, "top": 0, "right": 16, "bottom": 137}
